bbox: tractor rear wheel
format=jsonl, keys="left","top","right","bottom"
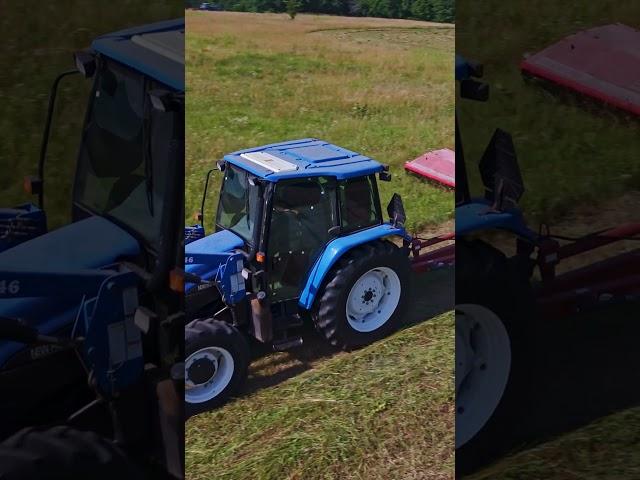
{"left": 185, "top": 319, "right": 250, "bottom": 418}
{"left": 0, "top": 426, "right": 140, "bottom": 480}
{"left": 455, "top": 239, "right": 535, "bottom": 474}
{"left": 313, "top": 240, "right": 410, "bottom": 350}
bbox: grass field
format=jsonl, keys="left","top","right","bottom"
{"left": 186, "top": 311, "right": 454, "bottom": 480}
{"left": 185, "top": 11, "right": 454, "bottom": 233}
{"left": 457, "top": 1, "right": 640, "bottom": 225}
{"left": 0, "top": 1, "right": 182, "bottom": 229}
{"left": 467, "top": 406, "right": 640, "bottom": 480}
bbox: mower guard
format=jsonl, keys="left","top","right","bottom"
{"left": 405, "top": 148, "right": 455, "bottom": 188}
{"left": 521, "top": 23, "right": 640, "bottom": 116}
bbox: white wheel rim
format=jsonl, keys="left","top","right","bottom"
{"left": 455, "top": 304, "right": 512, "bottom": 449}
{"left": 346, "top": 266, "right": 401, "bottom": 333}
{"left": 185, "top": 346, "right": 235, "bottom": 404}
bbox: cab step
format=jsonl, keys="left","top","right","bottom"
{"left": 272, "top": 336, "right": 303, "bottom": 351}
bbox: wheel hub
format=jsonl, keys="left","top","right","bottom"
{"left": 187, "top": 357, "right": 217, "bottom": 386}
{"left": 455, "top": 304, "right": 512, "bottom": 449}
{"left": 345, "top": 267, "right": 402, "bottom": 333}
{"left": 362, "top": 288, "right": 376, "bottom": 304}
{"left": 184, "top": 346, "right": 235, "bottom": 404}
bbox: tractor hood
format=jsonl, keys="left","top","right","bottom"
{"left": 0, "top": 217, "right": 140, "bottom": 367}
{"left": 0, "top": 216, "right": 140, "bottom": 366}
{"left": 185, "top": 229, "right": 244, "bottom": 291}
{"left": 0, "top": 216, "right": 139, "bottom": 273}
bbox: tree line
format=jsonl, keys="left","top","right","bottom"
{"left": 186, "top": 0, "right": 454, "bottom": 23}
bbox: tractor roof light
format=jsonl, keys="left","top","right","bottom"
{"left": 379, "top": 171, "right": 392, "bottom": 182}
{"left": 74, "top": 51, "right": 96, "bottom": 78}
{"left": 216, "top": 160, "right": 226, "bottom": 172}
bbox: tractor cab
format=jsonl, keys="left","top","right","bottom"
{"left": 186, "top": 139, "right": 392, "bottom": 309}
{"left": 2, "top": 19, "right": 184, "bottom": 262}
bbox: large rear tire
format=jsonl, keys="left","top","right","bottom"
{"left": 455, "top": 239, "right": 535, "bottom": 474}
{"left": 184, "top": 319, "right": 250, "bottom": 418}
{"left": 0, "top": 426, "right": 140, "bottom": 480}
{"left": 313, "top": 240, "right": 411, "bottom": 350}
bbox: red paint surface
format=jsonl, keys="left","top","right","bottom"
{"left": 521, "top": 23, "right": 640, "bottom": 116}
{"left": 404, "top": 148, "right": 455, "bottom": 187}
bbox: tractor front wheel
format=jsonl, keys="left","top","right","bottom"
{"left": 0, "top": 426, "right": 140, "bottom": 480}
{"left": 313, "top": 240, "right": 410, "bottom": 350}
{"left": 185, "top": 319, "right": 250, "bottom": 418}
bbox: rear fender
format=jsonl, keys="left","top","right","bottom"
{"left": 298, "top": 223, "right": 409, "bottom": 310}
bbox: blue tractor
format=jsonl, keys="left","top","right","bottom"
{"left": 184, "top": 139, "right": 415, "bottom": 415}
{"left": 0, "top": 20, "right": 185, "bottom": 479}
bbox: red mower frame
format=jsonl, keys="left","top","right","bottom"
{"left": 406, "top": 222, "right": 639, "bottom": 321}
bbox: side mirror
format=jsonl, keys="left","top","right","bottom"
{"left": 460, "top": 79, "right": 489, "bottom": 101}
{"left": 387, "top": 193, "right": 406, "bottom": 228}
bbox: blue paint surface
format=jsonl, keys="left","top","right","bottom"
{"left": 298, "top": 223, "right": 409, "bottom": 310}
{"left": 456, "top": 199, "right": 537, "bottom": 240}
{"left": 184, "top": 229, "right": 244, "bottom": 292}
{"left": 224, "top": 138, "right": 384, "bottom": 181}
{"left": 92, "top": 18, "right": 184, "bottom": 91}
{"left": 0, "top": 216, "right": 139, "bottom": 367}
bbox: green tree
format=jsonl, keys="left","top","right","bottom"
{"left": 286, "top": 0, "right": 301, "bottom": 18}
{"left": 430, "top": 0, "right": 454, "bottom": 22}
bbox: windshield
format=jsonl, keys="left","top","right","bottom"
{"left": 73, "top": 59, "right": 175, "bottom": 250}
{"left": 215, "top": 164, "right": 260, "bottom": 243}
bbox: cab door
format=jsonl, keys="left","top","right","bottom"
{"left": 266, "top": 176, "right": 337, "bottom": 302}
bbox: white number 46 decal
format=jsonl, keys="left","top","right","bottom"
{"left": 0, "top": 280, "right": 20, "bottom": 295}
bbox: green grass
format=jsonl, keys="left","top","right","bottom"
{"left": 186, "top": 311, "right": 454, "bottom": 480}
{"left": 467, "top": 407, "right": 640, "bottom": 480}
{"left": 0, "top": 1, "right": 181, "bottom": 229}
{"left": 186, "top": 12, "right": 454, "bottom": 233}
{"left": 457, "top": 1, "right": 640, "bottom": 224}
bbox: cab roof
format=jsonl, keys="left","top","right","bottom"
{"left": 223, "top": 138, "right": 384, "bottom": 181}
{"left": 92, "top": 18, "right": 184, "bottom": 92}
